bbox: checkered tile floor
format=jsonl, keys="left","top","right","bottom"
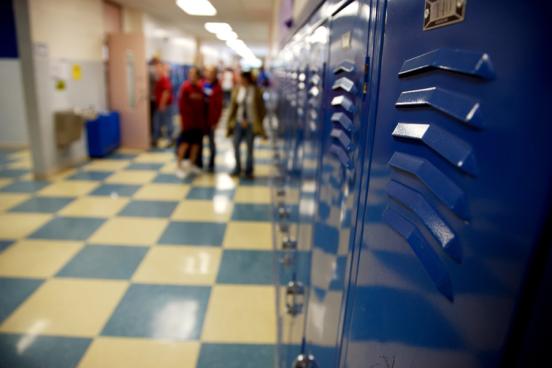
{"left": 0, "top": 133, "right": 277, "bottom": 367}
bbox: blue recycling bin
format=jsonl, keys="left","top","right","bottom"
{"left": 86, "top": 111, "right": 120, "bottom": 158}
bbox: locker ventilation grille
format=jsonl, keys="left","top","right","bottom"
{"left": 383, "top": 48, "right": 495, "bottom": 301}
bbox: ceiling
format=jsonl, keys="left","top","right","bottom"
{"left": 114, "top": 0, "right": 274, "bottom": 50}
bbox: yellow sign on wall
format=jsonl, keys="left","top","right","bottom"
{"left": 72, "top": 64, "right": 82, "bottom": 81}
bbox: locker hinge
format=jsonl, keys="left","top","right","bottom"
{"left": 363, "top": 56, "right": 370, "bottom": 95}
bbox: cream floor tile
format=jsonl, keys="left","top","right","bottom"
{"left": 254, "top": 150, "right": 273, "bottom": 159}
{"left": 0, "top": 193, "right": 31, "bottom": 212}
{"left": 8, "top": 150, "right": 31, "bottom": 160}
{"left": 159, "top": 162, "right": 177, "bottom": 174}
{"left": 7, "top": 159, "right": 32, "bottom": 169}
{"left": 78, "top": 337, "right": 200, "bottom": 368}
{"left": 133, "top": 184, "right": 189, "bottom": 201}
{"left": 234, "top": 186, "right": 272, "bottom": 204}
{"left": 105, "top": 171, "right": 157, "bottom": 185}
{"left": 0, "top": 213, "right": 52, "bottom": 239}
{"left": 84, "top": 160, "right": 130, "bottom": 172}
{"left": 0, "top": 240, "right": 83, "bottom": 278}
{"left": 48, "top": 168, "right": 78, "bottom": 182}
{"left": 171, "top": 200, "right": 233, "bottom": 222}
{"left": 254, "top": 164, "right": 273, "bottom": 176}
{"left": 0, "top": 178, "right": 13, "bottom": 189}
{"left": 223, "top": 222, "right": 272, "bottom": 250}
{"left": 201, "top": 285, "right": 277, "bottom": 343}
{"left": 39, "top": 181, "right": 99, "bottom": 197}
{"left": 134, "top": 152, "right": 174, "bottom": 163}
{"left": 132, "top": 246, "right": 221, "bottom": 285}
{"left": 89, "top": 217, "right": 168, "bottom": 246}
{"left": 192, "top": 173, "right": 237, "bottom": 190}
{"left": 58, "top": 196, "right": 129, "bottom": 217}
{"left": 0, "top": 279, "right": 128, "bottom": 337}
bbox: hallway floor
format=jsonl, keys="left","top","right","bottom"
{"left": 0, "top": 132, "right": 277, "bottom": 367}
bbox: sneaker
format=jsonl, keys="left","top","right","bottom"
{"left": 189, "top": 165, "right": 202, "bottom": 175}
{"left": 175, "top": 168, "right": 186, "bottom": 179}
{"left": 245, "top": 172, "right": 255, "bottom": 180}
{"left": 230, "top": 168, "right": 241, "bottom": 177}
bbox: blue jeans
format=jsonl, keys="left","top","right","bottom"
{"left": 233, "top": 123, "right": 254, "bottom": 174}
{"left": 153, "top": 107, "right": 174, "bottom": 142}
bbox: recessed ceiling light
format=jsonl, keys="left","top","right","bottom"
{"left": 204, "top": 22, "right": 232, "bottom": 34}
{"left": 176, "top": 0, "right": 217, "bottom": 16}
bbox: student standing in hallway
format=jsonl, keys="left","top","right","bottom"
{"left": 152, "top": 62, "right": 174, "bottom": 147}
{"left": 176, "top": 67, "right": 207, "bottom": 177}
{"left": 203, "top": 66, "right": 224, "bottom": 173}
{"left": 228, "top": 71, "right": 266, "bottom": 179}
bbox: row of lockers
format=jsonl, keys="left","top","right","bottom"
{"left": 269, "top": 0, "right": 552, "bottom": 367}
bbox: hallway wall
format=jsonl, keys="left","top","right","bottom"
{"left": 0, "top": 0, "right": 28, "bottom": 147}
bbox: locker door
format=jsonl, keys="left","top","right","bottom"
{"left": 276, "top": 20, "right": 331, "bottom": 368}
{"left": 341, "top": 1, "right": 552, "bottom": 367}
{"left": 296, "top": 1, "right": 376, "bottom": 366}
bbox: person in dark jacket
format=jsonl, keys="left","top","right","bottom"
{"left": 203, "top": 66, "right": 223, "bottom": 172}
{"left": 227, "top": 71, "right": 266, "bottom": 179}
{"left": 176, "top": 67, "right": 207, "bottom": 178}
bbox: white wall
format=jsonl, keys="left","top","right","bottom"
{"left": 0, "top": 59, "right": 28, "bottom": 146}
{"left": 29, "top": 0, "right": 104, "bottom": 61}
{"left": 143, "top": 15, "right": 196, "bottom": 65}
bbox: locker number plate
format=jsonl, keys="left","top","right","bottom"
{"left": 424, "top": 0, "right": 466, "bottom": 30}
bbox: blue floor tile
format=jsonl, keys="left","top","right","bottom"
{"left": 216, "top": 250, "right": 273, "bottom": 284}
{"left": 29, "top": 217, "right": 105, "bottom": 241}
{"left": 9, "top": 197, "right": 74, "bottom": 213}
{"left": 239, "top": 176, "right": 271, "bottom": 186}
{"left": 57, "top": 245, "right": 148, "bottom": 279}
{"left": 186, "top": 187, "right": 234, "bottom": 200}
{"left": 158, "top": 221, "right": 226, "bottom": 246}
{"left": 0, "top": 169, "right": 28, "bottom": 178}
{"left": 67, "top": 171, "right": 112, "bottom": 181}
{"left": 89, "top": 184, "right": 141, "bottom": 197}
{"left": 0, "top": 181, "right": 49, "bottom": 193}
{"left": 153, "top": 173, "right": 195, "bottom": 184}
{"left": 106, "top": 152, "right": 137, "bottom": 160}
{"left": 118, "top": 200, "right": 178, "bottom": 218}
{"left": 231, "top": 204, "right": 272, "bottom": 222}
{"left": 0, "top": 278, "right": 43, "bottom": 323}
{"left": 126, "top": 162, "right": 164, "bottom": 171}
{"left": 0, "top": 333, "right": 91, "bottom": 368}
{"left": 0, "top": 241, "right": 13, "bottom": 253}
{"left": 101, "top": 284, "right": 210, "bottom": 340}
{"left": 197, "top": 343, "right": 275, "bottom": 368}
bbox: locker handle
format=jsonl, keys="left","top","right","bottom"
{"left": 399, "top": 48, "right": 495, "bottom": 80}
{"left": 286, "top": 281, "right": 305, "bottom": 316}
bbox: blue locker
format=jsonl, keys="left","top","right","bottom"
{"left": 339, "top": 1, "right": 552, "bottom": 367}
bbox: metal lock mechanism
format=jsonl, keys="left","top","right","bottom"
{"left": 282, "top": 237, "right": 297, "bottom": 251}
{"left": 292, "top": 353, "right": 318, "bottom": 368}
{"left": 286, "top": 280, "right": 305, "bottom": 316}
{"left": 278, "top": 205, "right": 289, "bottom": 219}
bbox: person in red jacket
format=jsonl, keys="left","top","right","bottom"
{"left": 202, "top": 66, "right": 223, "bottom": 172}
{"left": 152, "top": 62, "right": 174, "bottom": 147}
{"left": 176, "top": 66, "right": 207, "bottom": 177}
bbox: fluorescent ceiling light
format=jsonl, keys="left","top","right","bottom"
{"left": 216, "top": 31, "right": 237, "bottom": 41}
{"left": 176, "top": 0, "right": 216, "bottom": 16}
{"left": 204, "top": 22, "right": 232, "bottom": 34}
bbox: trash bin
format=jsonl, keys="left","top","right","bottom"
{"left": 86, "top": 111, "right": 121, "bottom": 158}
